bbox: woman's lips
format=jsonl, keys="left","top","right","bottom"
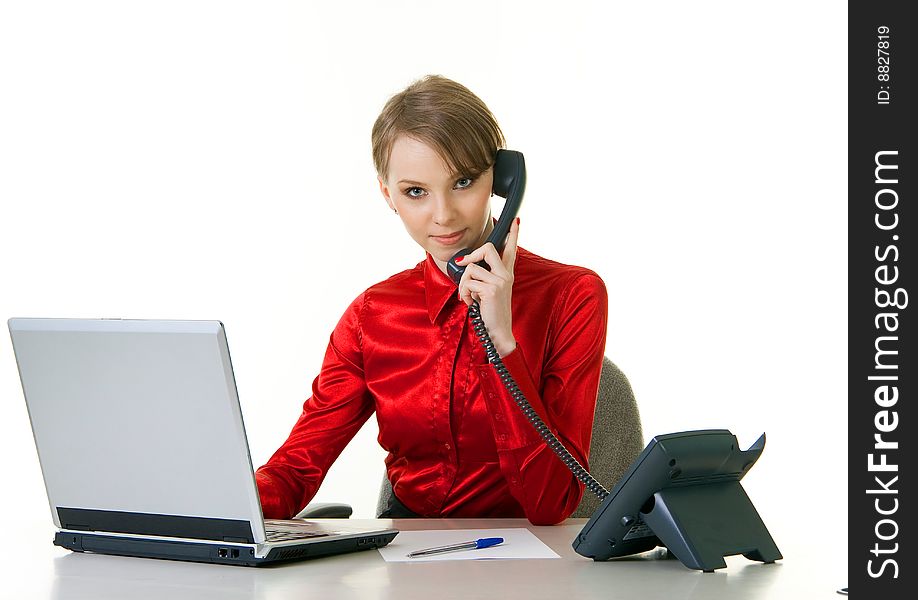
{"left": 430, "top": 229, "right": 465, "bottom": 245}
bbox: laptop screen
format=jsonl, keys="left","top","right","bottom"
{"left": 9, "top": 318, "right": 267, "bottom": 543}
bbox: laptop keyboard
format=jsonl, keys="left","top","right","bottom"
{"left": 265, "top": 530, "right": 328, "bottom": 542}
{"left": 263, "top": 519, "right": 332, "bottom": 543}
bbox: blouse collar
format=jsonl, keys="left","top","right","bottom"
{"left": 423, "top": 251, "right": 459, "bottom": 324}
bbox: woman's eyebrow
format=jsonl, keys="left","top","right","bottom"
{"left": 398, "top": 171, "right": 468, "bottom": 186}
{"left": 397, "top": 175, "right": 464, "bottom": 186}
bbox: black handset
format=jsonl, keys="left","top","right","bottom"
{"left": 446, "top": 149, "right": 526, "bottom": 286}
{"left": 453, "top": 149, "right": 610, "bottom": 503}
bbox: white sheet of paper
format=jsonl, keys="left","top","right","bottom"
{"left": 377, "top": 527, "right": 561, "bottom": 562}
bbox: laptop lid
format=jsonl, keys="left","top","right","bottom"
{"left": 8, "top": 318, "right": 268, "bottom": 544}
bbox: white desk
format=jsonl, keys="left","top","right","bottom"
{"left": 6, "top": 517, "right": 843, "bottom": 599}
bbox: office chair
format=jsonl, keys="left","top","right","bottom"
{"left": 296, "top": 356, "right": 643, "bottom": 520}
{"left": 572, "top": 356, "right": 644, "bottom": 517}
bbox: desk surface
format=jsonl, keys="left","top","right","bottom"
{"left": 7, "top": 517, "right": 843, "bottom": 600}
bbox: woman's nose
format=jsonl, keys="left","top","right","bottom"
{"left": 431, "top": 193, "right": 457, "bottom": 224}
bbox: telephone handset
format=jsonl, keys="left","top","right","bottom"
{"left": 446, "top": 149, "right": 527, "bottom": 286}
{"left": 450, "top": 148, "right": 610, "bottom": 502}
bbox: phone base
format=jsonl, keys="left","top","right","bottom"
{"left": 642, "top": 481, "right": 782, "bottom": 572}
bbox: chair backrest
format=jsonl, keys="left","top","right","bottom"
{"left": 375, "top": 356, "right": 643, "bottom": 519}
{"left": 573, "top": 356, "right": 643, "bottom": 517}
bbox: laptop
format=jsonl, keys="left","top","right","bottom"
{"left": 8, "top": 317, "right": 398, "bottom": 566}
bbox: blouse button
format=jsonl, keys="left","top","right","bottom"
{"left": 494, "top": 413, "right": 503, "bottom": 421}
{"left": 488, "top": 393, "right": 496, "bottom": 399}
{"left": 444, "top": 443, "right": 451, "bottom": 451}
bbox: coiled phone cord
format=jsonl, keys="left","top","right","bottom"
{"left": 468, "top": 299, "right": 610, "bottom": 501}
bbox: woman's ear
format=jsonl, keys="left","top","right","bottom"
{"left": 378, "top": 176, "right": 395, "bottom": 211}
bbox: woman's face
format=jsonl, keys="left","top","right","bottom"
{"left": 379, "top": 135, "right": 494, "bottom": 273}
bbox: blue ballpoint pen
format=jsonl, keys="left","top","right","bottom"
{"left": 407, "top": 537, "right": 504, "bottom": 558}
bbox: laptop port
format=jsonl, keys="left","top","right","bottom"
{"left": 218, "top": 548, "right": 229, "bottom": 558}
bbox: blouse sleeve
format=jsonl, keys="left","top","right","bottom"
{"left": 476, "top": 272, "right": 608, "bottom": 525}
{"left": 254, "top": 291, "right": 375, "bottom": 519}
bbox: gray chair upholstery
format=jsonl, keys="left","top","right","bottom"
{"left": 573, "top": 356, "right": 644, "bottom": 517}
{"left": 298, "top": 356, "right": 643, "bottom": 520}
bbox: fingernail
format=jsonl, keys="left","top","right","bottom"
{"left": 455, "top": 256, "right": 464, "bottom": 263}
{"left": 516, "top": 217, "right": 520, "bottom": 225}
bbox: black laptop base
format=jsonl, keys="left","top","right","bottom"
{"left": 55, "top": 531, "right": 398, "bottom": 567}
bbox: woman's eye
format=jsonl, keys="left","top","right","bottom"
{"left": 405, "top": 187, "right": 424, "bottom": 198}
{"left": 455, "top": 177, "right": 474, "bottom": 189}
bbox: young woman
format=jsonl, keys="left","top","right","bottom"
{"left": 255, "top": 75, "right": 608, "bottom": 526}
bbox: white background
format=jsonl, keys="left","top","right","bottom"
{"left": 0, "top": 0, "right": 846, "bottom": 588}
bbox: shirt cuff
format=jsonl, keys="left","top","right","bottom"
{"left": 477, "top": 344, "right": 555, "bottom": 450}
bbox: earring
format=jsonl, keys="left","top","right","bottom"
{"left": 393, "top": 208, "right": 398, "bottom": 215}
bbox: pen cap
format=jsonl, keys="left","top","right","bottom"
{"left": 476, "top": 537, "right": 504, "bottom": 549}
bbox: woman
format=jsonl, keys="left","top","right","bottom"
{"left": 255, "top": 75, "right": 608, "bottom": 526}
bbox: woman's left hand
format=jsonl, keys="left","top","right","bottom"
{"left": 457, "top": 217, "right": 520, "bottom": 357}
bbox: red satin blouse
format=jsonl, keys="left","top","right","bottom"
{"left": 255, "top": 245, "right": 608, "bottom": 525}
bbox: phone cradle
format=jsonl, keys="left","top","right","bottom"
{"left": 641, "top": 480, "right": 782, "bottom": 572}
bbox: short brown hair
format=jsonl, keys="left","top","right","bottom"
{"left": 371, "top": 75, "right": 506, "bottom": 182}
